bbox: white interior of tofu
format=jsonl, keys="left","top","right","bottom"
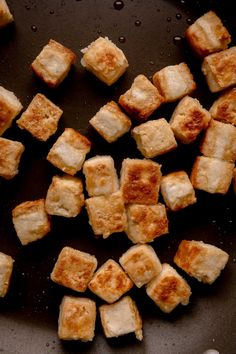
{"left": 93, "top": 109, "right": 124, "bottom": 138}
{"left": 163, "top": 69, "right": 188, "bottom": 99}
{"left": 53, "top": 142, "right": 85, "bottom": 170}
{"left": 196, "top": 17, "right": 221, "bottom": 48}
{"left": 0, "top": 86, "right": 23, "bottom": 115}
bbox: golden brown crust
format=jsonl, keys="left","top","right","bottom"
{"left": 209, "top": 88, "right": 236, "bottom": 126}
{"left": 0, "top": 0, "right": 13, "bottom": 28}
{"left": 0, "top": 137, "right": 25, "bottom": 179}
{"left": 0, "top": 86, "right": 23, "bottom": 136}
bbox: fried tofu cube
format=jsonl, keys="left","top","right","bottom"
{"left": 47, "top": 128, "right": 91, "bottom": 175}
{"left": 190, "top": 156, "right": 234, "bottom": 194}
{"left": 160, "top": 171, "right": 196, "bottom": 211}
{"left": 88, "top": 259, "right": 133, "bottom": 303}
{"left": 0, "top": 137, "right": 25, "bottom": 179}
{"left": 119, "top": 245, "right": 162, "bottom": 288}
{"left": 81, "top": 37, "right": 128, "bottom": 86}
{"left": 209, "top": 88, "right": 236, "bottom": 126}
{"left": 169, "top": 96, "right": 211, "bottom": 144}
{"left": 85, "top": 191, "right": 127, "bottom": 238}
{"left": 0, "top": 86, "right": 23, "bottom": 136}
{"left": 17, "top": 94, "right": 63, "bottom": 141}
{"left": 132, "top": 118, "right": 177, "bottom": 158}
{"left": 0, "top": 0, "right": 13, "bottom": 28}
{"left": 202, "top": 46, "right": 236, "bottom": 92}
{"left": 119, "top": 74, "right": 164, "bottom": 121}
{"left": 146, "top": 263, "right": 191, "bottom": 313}
{"left": 31, "top": 39, "right": 76, "bottom": 88}
{"left": 0, "top": 252, "right": 14, "bottom": 297}
{"left": 89, "top": 101, "right": 131, "bottom": 143}
{"left": 83, "top": 155, "right": 119, "bottom": 197}
{"left": 12, "top": 199, "right": 51, "bottom": 245}
{"left": 58, "top": 296, "right": 96, "bottom": 341}
{"left": 99, "top": 296, "right": 143, "bottom": 340}
{"left": 45, "top": 175, "right": 84, "bottom": 217}
{"left": 174, "top": 240, "right": 229, "bottom": 284}
{"left": 233, "top": 168, "right": 236, "bottom": 194}
{"left": 120, "top": 158, "right": 162, "bottom": 205}
{"left": 51, "top": 247, "right": 97, "bottom": 292}
{"left": 152, "top": 63, "right": 196, "bottom": 102}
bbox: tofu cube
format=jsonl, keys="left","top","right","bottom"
{"left": 88, "top": 259, "right": 133, "bottom": 303}
{"left": 0, "top": 0, "right": 13, "bottom": 28}
{"left": 89, "top": 101, "right": 131, "bottom": 143}
{"left": 83, "top": 155, "right": 119, "bottom": 197}
{"left": 233, "top": 168, "right": 236, "bottom": 194}
{"left": 12, "top": 199, "right": 51, "bottom": 245}
{"left": 0, "top": 86, "right": 23, "bottom": 136}
{"left": 47, "top": 128, "right": 91, "bottom": 175}
{"left": 152, "top": 63, "right": 196, "bottom": 102}
{"left": 190, "top": 156, "right": 234, "bottom": 194}
{"left": 17, "top": 94, "right": 63, "bottom": 141}
{"left": 85, "top": 191, "right": 127, "bottom": 238}
{"left": 0, "top": 252, "right": 14, "bottom": 297}
{"left": 0, "top": 137, "right": 25, "bottom": 179}
{"left": 58, "top": 296, "right": 96, "bottom": 341}
{"left": 126, "top": 203, "right": 168, "bottom": 244}
{"left": 45, "top": 175, "right": 84, "bottom": 217}
{"left": 119, "top": 74, "right": 164, "bottom": 121}
{"left": 99, "top": 296, "right": 143, "bottom": 340}
{"left": 174, "top": 240, "right": 229, "bottom": 284}
{"left": 31, "top": 39, "right": 76, "bottom": 88}
{"left": 160, "top": 171, "right": 196, "bottom": 211}
{"left": 51, "top": 247, "right": 97, "bottom": 292}
{"left": 119, "top": 244, "right": 162, "bottom": 288}
{"left": 120, "top": 158, "right": 162, "bottom": 204}
{"left": 169, "top": 96, "right": 211, "bottom": 144}
{"left": 209, "top": 87, "right": 236, "bottom": 126}
{"left": 81, "top": 37, "right": 128, "bottom": 86}
{"left": 202, "top": 46, "right": 236, "bottom": 92}
{"left": 132, "top": 118, "right": 177, "bottom": 158}
{"left": 146, "top": 263, "right": 191, "bottom": 313}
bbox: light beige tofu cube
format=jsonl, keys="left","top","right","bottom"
{"left": 58, "top": 296, "right": 96, "bottom": 341}
{"left": 174, "top": 240, "right": 229, "bottom": 284}
{"left": 161, "top": 171, "right": 196, "bottom": 211}
{"left": 132, "top": 118, "right": 177, "bottom": 158}
{"left": 119, "top": 244, "right": 162, "bottom": 288}
{"left": 81, "top": 37, "right": 128, "bottom": 86}
{"left": 17, "top": 94, "right": 63, "bottom": 141}
{"left": 0, "top": 252, "right": 14, "bottom": 297}
{"left": 169, "top": 96, "right": 211, "bottom": 144}
{"left": 233, "top": 168, "right": 236, "bottom": 194}
{"left": 152, "top": 63, "right": 196, "bottom": 102}
{"left": 99, "top": 296, "right": 143, "bottom": 340}
{"left": 12, "top": 199, "right": 51, "bottom": 245}
{"left": 146, "top": 263, "right": 191, "bottom": 313}
{"left": 119, "top": 74, "right": 164, "bottom": 121}
{"left": 31, "top": 39, "right": 76, "bottom": 88}
{"left": 47, "top": 128, "right": 91, "bottom": 175}
{"left": 85, "top": 191, "right": 127, "bottom": 238}
{"left": 83, "top": 155, "right": 119, "bottom": 197}
{"left": 0, "top": 137, "right": 25, "bottom": 179}
{"left": 0, "top": 86, "right": 23, "bottom": 136}
{"left": 0, "top": 0, "right": 13, "bottom": 28}
{"left": 209, "top": 88, "right": 236, "bottom": 126}
{"left": 190, "top": 156, "right": 234, "bottom": 194}
{"left": 120, "top": 158, "right": 162, "bottom": 204}
{"left": 51, "top": 247, "right": 97, "bottom": 292}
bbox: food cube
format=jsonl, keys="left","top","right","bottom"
{"left": 0, "top": 252, "right": 14, "bottom": 297}
{"left": 0, "top": 137, "right": 25, "bottom": 179}
{"left": 209, "top": 88, "right": 236, "bottom": 126}
{"left": 0, "top": 86, "right": 23, "bottom": 136}
{"left": 0, "top": 0, "right": 13, "bottom": 28}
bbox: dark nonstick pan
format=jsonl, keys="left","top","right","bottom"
{"left": 0, "top": 1, "right": 235, "bottom": 353}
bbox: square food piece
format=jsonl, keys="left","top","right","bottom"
{"left": 85, "top": 191, "right": 127, "bottom": 238}
{"left": 209, "top": 88, "right": 236, "bottom": 126}
{"left": 47, "top": 128, "right": 91, "bottom": 175}
{"left": 0, "top": 137, "right": 25, "bottom": 179}
{"left": 0, "top": 252, "right": 14, "bottom": 297}
{"left": 174, "top": 240, "right": 229, "bottom": 284}
{"left": 89, "top": 101, "right": 131, "bottom": 143}
{"left": 58, "top": 296, "right": 96, "bottom": 341}
{"left": 190, "top": 156, "right": 234, "bottom": 195}
{"left": 12, "top": 199, "right": 51, "bottom": 245}
{"left": 99, "top": 296, "right": 143, "bottom": 341}
{"left": 202, "top": 46, "right": 236, "bottom": 92}
{"left": 0, "top": 0, "right": 13, "bottom": 28}
{"left": 81, "top": 37, "right": 128, "bottom": 86}
{"left": 161, "top": 171, "right": 196, "bottom": 211}
{"left": 119, "top": 244, "right": 162, "bottom": 288}
{"left": 119, "top": 74, "right": 164, "bottom": 121}
{"left": 83, "top": 155, "right": 119, "bottom": 197}
{"left": 89, "top": 259, "right": 133, "bottom": 303}
{"left": 17, "top": 94, "right": 63, "bottom": 141}
{"left": 152, "top": 63, "right": 196, "bottom": 103}
{"left": 169, "top": 96, "right": 211, "bottom": 144}
{"left": 146, "top": 263, "right": 191, "bottom": 313}
{"left": 45, "top": 175, "right": 84, "bottom": 217}
{"left": 0, "top": 86, "right": 23, "bottom": 136}
{"left": 120, "top": 158, "right": 161, "bottom": 204}
{"left": 31, "top": 39, "right": 76, "bottom": 88}
{"left": 51, "top": 247, "right": 97, "bottom": 292}
{"left": 132, "top": 118, "right": 177, "bottom": 158}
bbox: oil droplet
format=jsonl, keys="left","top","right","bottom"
{"left": 180, "top": 0, "right": 186, "bottom": 3}
{"left": 25, "top": 5, "right": 30, "bottom": 10}
{"left": 166, "top": 26, "right": 171, "bottom": 33}
{"left": 233, "top": 258, "right": 236, "bottom": 263}
{"left": 149, "top": 60, "right": 154, "bottom": 65}
{"left": 173, "top": 35, "right": 183, "bottom": 45}
{"left": 176, "top": 13, "right": 182, "bottom": 20}
{"left": 118, "top": 36, "right": 126, "bottom": 43}
{"left": 203, "top": 350, "right": 219, "bottom": 354}
{"left": 186, "top": 18, "right": 192, "bottom": 24}
{"left": 46, "top": 343, "right": 49, "bottom": 347}
{"left": 135, "top": 20, "right": 141, "bottom": 26}
{"left": 31, "top": 25, "right": 37, "bottom": 32}
{"left": 113, "top": 0, "right": 124, "bottom": 10}
{"left": 167, "top": 17, "right": 171, "bottom": 22}
{"left": 50, "top": 10, "right": 54, "bottom": 14}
